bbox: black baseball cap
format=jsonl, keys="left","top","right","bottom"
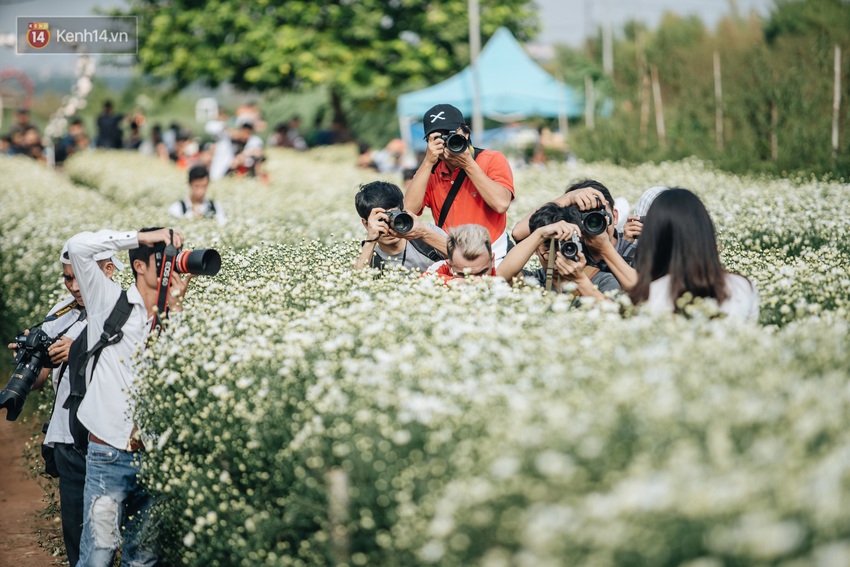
{"left": 422, "top": 104, "right": 466, "bottom": 138}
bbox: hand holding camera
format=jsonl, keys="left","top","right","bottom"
{"left": 366, "top": 208, "right": 415, "bottom": 241}
{"left": 1, "top": 326, "right": 56, "bottom": 421}
{"left": 624, "top": 215, "right": 644, "bottom": 242}
{"left": 48, "top": 335, "right": 74, "bottom": 365}
{"left": 561, "top": 187, "right": 609, "bottom": 212}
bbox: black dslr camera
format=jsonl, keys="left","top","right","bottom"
{"left": 0, "top": 327, "right": 56, "bottom": 421}
{"left": 440, "top": 132, "right": 468, "bottom": 155}
{"left": 579, "top": 199, "right": 613, "bottom": 236}
{"left": 558, "top": 232, "right": 583, "bottom": 261}
{"left": 385, "top": 210, "right": 414, "bottom": 235}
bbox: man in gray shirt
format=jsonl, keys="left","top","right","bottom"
{"left": 354, "top": 181, "right": 448, "bottom": 274}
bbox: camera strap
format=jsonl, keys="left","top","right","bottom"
{"left": 41, "top": 300, "right": 79, "bottom": 324}
{"left": 545, "top": 239, "right": 557, "bottom": 293}
{"left": 154, "top": 242, "right": 179, "bottom": 332}
{"left": 437, "top": 147, "right": 481, "bottom": 229}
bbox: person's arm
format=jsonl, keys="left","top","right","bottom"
{"left": 554, "top": 252, "right": 609, "bottom": 301}
{"left": 403, "top": 133, "right": 443, "bottom": 214}
{"left": 454, "top": 151, "right": 513, "bottom": 214}
{"left": 497, "top": 221, "right": 578, "bottom": 283}
{"left": 512, "top": 188, "right": 610, "bottom": 242}
{"left": 215, "top": 202, "right": 227, "bottom": 226}
{"left": 585, "top": 233, "right": 638, "bottom": 291}
{"left": 67, "top": 230, "right": 138, "bottom": 313}
{"left": 397, "top": 218, "right": 448, "bottom": 257}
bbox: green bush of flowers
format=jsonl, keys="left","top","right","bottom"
{"left": 2, "top": 149, "right": 849, "bottom": 566}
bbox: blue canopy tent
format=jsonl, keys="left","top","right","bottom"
{"left": 397, "top": 27, "right": 582, "bottom": 151}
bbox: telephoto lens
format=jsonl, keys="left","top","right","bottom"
{"left": 175, "top": 249, "right": 222, "bottom": 276}
{"left": 386, "top": 210, "right": 414, "bottom": 234}
{"left": 0, "top": 327, "right": 56, "bottom": 421}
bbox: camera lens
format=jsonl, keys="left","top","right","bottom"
{"left": 445, "top": 133, "right": 468, "bottom": 154}
{"left": 560, "top": 241, "right": 578, "bottom": 258}
{"left": 388, "top": 211, "right": 414, "bottom": 235}
{"left": 175, "top": 249, "right": 222, "bottom": 276}
{"left": 582, "top": 211, "right": 607, "bottom": 236}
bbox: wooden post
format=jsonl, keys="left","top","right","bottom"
{"left": 714, "top": 51, "right": 724, "bottom": 152}
{"left": 585, "top": 76, "right": 596, "bottom": 130}
{"left": 770, "top": 101, "right": 778, "bottom": 161}
{"left": 327, "top": 469, "right": 350, "bottom": 565}
{"left": 650, "top": 64, "right": 666, "bottom": 147}
{"left": 833, "top": 44, "right": 841, "bottom": 160}
{"left": 639, "top": 72, "right": 650, "bottom": 148}
{"left": 602, "top": 0, "right": 613, "bottom": 77}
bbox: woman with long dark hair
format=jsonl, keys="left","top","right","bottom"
{"left": 629, "top": 188, "right": 759, "bottom": 321}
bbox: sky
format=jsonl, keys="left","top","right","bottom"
{"left": 0, "top": 0, "right": 777, "bottom": 78}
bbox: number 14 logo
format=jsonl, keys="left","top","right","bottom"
{"left": 27, "top": 22, "right": 50, "bottom": 49}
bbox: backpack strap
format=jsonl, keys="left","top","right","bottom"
{"left": 87, "top": 290, "right": 134, "bottom": 376}
{"left": 207, "top": 199, "right": 217, "bottom": 217}
{"left": 180, "top": 200, "right": 188, "bottom": 215}
{"left": 409, "top": 238, "right": 445, "bottom": 263}
{"left": 436, "top": 147, "right": 483, "bottom": 229}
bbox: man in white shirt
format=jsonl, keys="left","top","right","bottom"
{"left": 6, "top": 242, "right": 122, "bottom": 567}
{"left": 168, "top": 164, "right": 227, "bottom": 226}
{"left": 68, "top": 226, "right": 192, "bottom": 567}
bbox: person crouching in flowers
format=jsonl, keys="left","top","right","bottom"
{"left": 513, "top": 202, "right": 621, "bottom": 299}
{"left": 628, "top": 188, "right": 759, "bottom": 321}
{"left": 426, "top": 222, "right": 577, "bottom": 284}
{"left": 354, "top": 181, "right": 448, "bottom": 273}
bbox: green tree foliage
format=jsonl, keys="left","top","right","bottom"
{"left": 570, "top": 0, "right": 850, "bottom": 177}
{"left": 125, "top": 0, "right": 538, "bottom": 132}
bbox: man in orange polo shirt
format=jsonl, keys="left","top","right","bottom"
{"left": 404, "top": 104, "right": 515, "bottom": 264}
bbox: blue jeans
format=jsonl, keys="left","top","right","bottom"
{"left": 76, "top": 441, "right": 158, "bottom": 567}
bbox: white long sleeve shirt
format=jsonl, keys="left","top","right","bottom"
{"left": 67, "top": 229, "right": 153, "bottom": 449}
{"left": 42, "top": 296, "right": 87, "bottom": 446}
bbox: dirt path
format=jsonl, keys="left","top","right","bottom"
{"left": 0, "top": 417, "right": 61, "bottom": 566}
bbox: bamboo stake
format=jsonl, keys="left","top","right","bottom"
{"left": 650, "top": 64, "right": 666, "bottom": 147}
{"left": 585, "top": 75, "right": 596, "bottom": 130}
{"left": 327, "top": 469, "right": 350, "bottom": 565}
{"left": 714, "top": 51, "right": 724, "bottom": 152}
{"left": 770, "top": 101, "right": 778, "bottom": 161}
{"left": 640, "top": 72, "right": 650, "bottom": 148}
{"left": 833, "top": 45, "right": 841, "bottom": 160}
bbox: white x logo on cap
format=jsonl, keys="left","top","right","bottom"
{"left": 429, "top": 111, "right": 445, "bottom": 123}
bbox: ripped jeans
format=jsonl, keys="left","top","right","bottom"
{"left": 76, "top": 441, "right": 158, "bottom": 567}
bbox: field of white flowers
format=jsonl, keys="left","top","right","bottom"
{"left": 2, "top": 148, "right": 850, "bottom": 566}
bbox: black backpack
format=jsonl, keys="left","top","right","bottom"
{"left": 63, "top": 291, "right": 133, "bottom": 451}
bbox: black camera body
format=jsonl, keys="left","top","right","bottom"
{"left": 385, "top": 210, "right": 414, "bottom": 235}
{"left": 579, "top": 202, "right": 613, "bottom": 236}
{"left": 0, "top": 327, "right": 57, "bottom": 421}
{"left": 558, "top": 232, "right": 583, "bottom": 261}
{"left": 440, "top": 132, "right": 469, "bottom": 155}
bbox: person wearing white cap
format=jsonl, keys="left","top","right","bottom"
{"left": 68, "top": 226, "right": 192, "bottom": 567}
{"left": 4, "top": 240, "right": 121, "bottom": 567}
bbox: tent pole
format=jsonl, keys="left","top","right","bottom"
{"left": 469, "top": 0, "right": 484, "bottom": 142}
{"left": 559, "top": 85, "right": 569, "bottom": 141}
{"left": 398, "top": 114, "right": 413, "bottom": 165}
